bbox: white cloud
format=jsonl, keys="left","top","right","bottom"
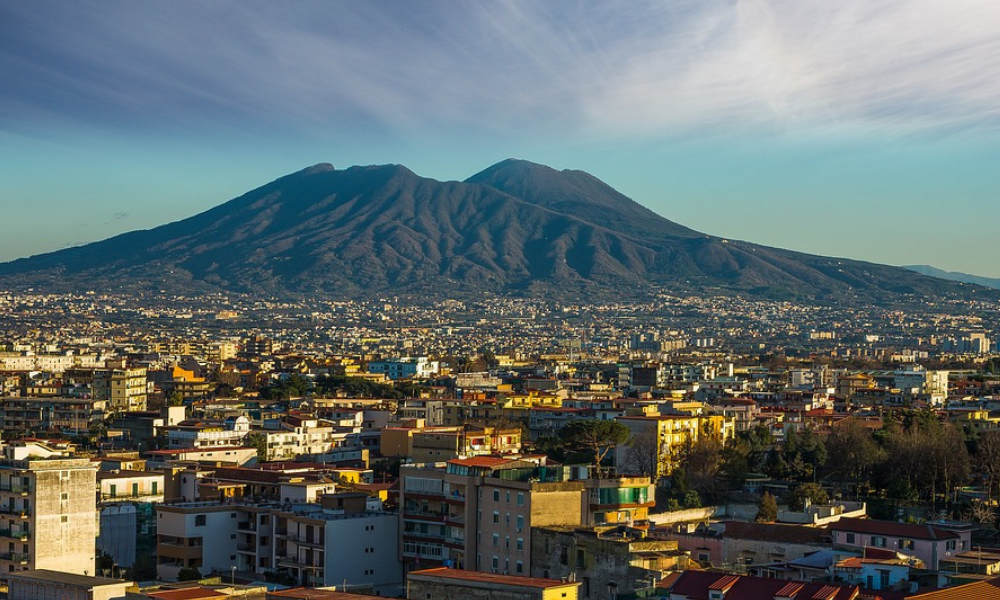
{"left": 2, "top": 0, "right": 998, "bottom": 139}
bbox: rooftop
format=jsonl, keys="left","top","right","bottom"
{"left": 408, "top": 567, "right": 579, "bottom": 589}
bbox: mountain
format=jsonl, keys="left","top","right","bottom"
{"left": 905, "top": 265, "right": 1000, "bottom": 290}
{"left": 0, "top": 160, "right": 988, "bottom": 302}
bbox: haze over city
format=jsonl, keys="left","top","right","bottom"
{"left": 3, "top": 1, "right": 1000, "bottom": 275}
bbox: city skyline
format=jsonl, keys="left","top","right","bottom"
{"left": 3, "top": 1, "right": 1000, "bottom": 275}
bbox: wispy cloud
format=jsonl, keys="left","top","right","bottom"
{"left": 1, "top": 0, "right": 998, "bottom": 140}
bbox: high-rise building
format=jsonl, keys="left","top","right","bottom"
{"left": 0, "top": 442, "right": 97, "bottom": 575}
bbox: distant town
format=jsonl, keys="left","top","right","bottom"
{"left": 0, "top": 290, "right": 998, "bottom": 598}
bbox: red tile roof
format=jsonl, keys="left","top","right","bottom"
{"left": 906, "top": 577, "right": 1000, "bottom": 599}
{"left": 669, "top": 571, "right": 859, "bottom": 600}
{"left": 408, "top": 567, "right": 579, "bottom": 589}
{"left": 831, "top": 518, "right": 959, "bottom": 541}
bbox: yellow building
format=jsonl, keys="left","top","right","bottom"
{"left": 616, "top": 414, "right": 730, "bottom": 478}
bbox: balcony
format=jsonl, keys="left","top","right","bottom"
{"left": 0, "top": 552, "right": 28, "bottom": 564}
{"left": 237, "top": 521, "right": 257, "bottom": 533}
{"left": 0, "top": 484, "right": 29, "bottom": 496}
{"left": 237, "top": 543, "right": 256, "bottom": 553}
{"left": 402, "top": 529, "right": 447, "bottom": 541}
{"left": 0, "top": 506, "right": 29, "bottom": 518}
{"left": 0, "top": 529, "right": 29, "bottom": 541}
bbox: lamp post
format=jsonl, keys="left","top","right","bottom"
{"left": 231, "top": 565, "right": 236, "bottom": 586}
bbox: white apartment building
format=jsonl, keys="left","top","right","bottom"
{"left": 156, "top": 498, "right": 402, "bottom": 595}
{"left": 0, "top": 445, "right": 97, "bottom": 575}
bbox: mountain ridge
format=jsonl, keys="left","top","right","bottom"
{"left": 0, "top": 160, "right": 989, "bottom": 303}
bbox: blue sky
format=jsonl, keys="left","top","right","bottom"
{"left": 2, "top": 1, "right": 1000, "bottom": 275}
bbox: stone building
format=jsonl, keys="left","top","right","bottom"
{"left": 406, "top": 567, "right": 580, "bottom": 600}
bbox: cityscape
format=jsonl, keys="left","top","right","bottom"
{"left": 3, "top": 2, "right": 1000, "bottom": 600}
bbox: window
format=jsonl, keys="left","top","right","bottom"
{"left": 947, "top": 540, "right": 957, "bottom": 551}
{"left": 61, "top": 516, "right": 68, "bottom": 523}
{"left": 493, "top": 489, "right": 500, "bottom": 502}
{"left": 900, "top": 539, "right": 914, "bottom": 550}
{"left": 505, "top": 513, "right": 510, "bottom": 527}
{"left": 516, "top": 560, "right": 523, "bottom": 574}
{"left": 845, "top": 533, "right": 855, "bottom": 544}
{"left": 493, "top": 533, "right": 500, "bottom": 547}
{"left": 493, "top": 511, "right": 500, "bottom": 524}
{"left": 505, "top": 536, "right": 510, "bottom": 549}
{"left": 872, "top": 536, "right": 886, "bottom": 548}
{"left": 506, "top": 491, "right": 511, "bottom": 504}
{"left": 517, "top": 537, "right": 523, "bottom": 551}
{"left": 517, "top": 492, "right": 524, "bottom": 506}
{"left": 195, "top": 515, "right": 206, "bottom": 527}
{"left": 516, "top": 515, "right": 524, "bottom": 532}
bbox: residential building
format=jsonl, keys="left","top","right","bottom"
{"left": 829, "top": 518, "right": 972, "bottom": 571}
{"left": 0, "top": 396, "right": 107, "bottom": 435}
{"left": 367, "top": 357, "right": 439, "bottom": 380}
{"left": 0, "top": 444, "right": 98, "bottom": 575}
{"left": 5, "top": 569, "right": 134, "bottom": 600}
{"left": 405, "top": 567, "right": 580, "bottom": 600}
{"left": 156, "top": 498, "right": 402, "bottom": 594}
{"left": 93, "top": 366, "right": 148, "bottom": 413}
{"left": 615, "top": 414, "right": 729, "bottom": 477}
{"left": 399, "top": 457, "right": 653, "bottom": 577}
{"left": 531, "top": 526, "right": 689, "bottom": 599}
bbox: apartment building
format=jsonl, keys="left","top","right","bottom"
{"left": 156, "top": 497, "right": 401, "bottom": 594}
{"left": 406, "top": 567, "right": 580, "bottom": 600}
{"left": 93, "top": 366, "right": 148, "bottom": 413}
{"left": 0, "top": 396, "right": 107, "bottom": 435}
{"left": 615, "top": 414, "right": 730, "bottom": 477}
{"left": 0, "top": 444, "right": 97, "bottom": 575}
{"left": 399, "top": 457, "right": 655, "bottom": 577}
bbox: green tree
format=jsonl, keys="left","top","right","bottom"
{"left": 244, "top": 432, "right": 269, "bottom": 462}
{"left": 788, "top": 483, "right": 830, "bottom": 511}
{"left": 559, "top": 420, "right": 631, "bottom": 478}
{"left": 177, "top": 567, "right": 202, "bottom": 581}
{"left": 755, "top": 491, "right": 778, "bottom": 523}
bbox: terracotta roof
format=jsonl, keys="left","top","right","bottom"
{"left": 446, "top": 456, "right": 517, "bottom": 468}
{"left": 267, "top": 588, "right": 376, "bottom": 600}
{"left": 408, "top": 567, "right": 579, "bottom": 589}
{"left": 720, "top": 521, "right": 828, "bottom": 544}
{"left": 145, "top": 587, "right": 228, "bottom": 600}
{"left": 906, "top": 577, "right": 1000, "bottom": 599}
{"left": 670, "top": 571, "right": 858, "bottom": 600}
{"left": 831, "top": 518, "right": 959, "bottom": 541}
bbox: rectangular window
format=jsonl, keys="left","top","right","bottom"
{"left": 517, "top": 492, "right": 524, "bottom": 506}
{"left": 872, "top": 536, "right": 885, "bottom": 548}
{"left": 506, "top": 490, "right": 511, "bottom": 504}
{"left": 493, "top": 489, "right": 500, "bottom": 502}
{"left": 493, "top": 533, "right": 499, "bottom": 547}
{"left": 516, "top": 515, "right": 524, "bottom": 531}
{"left": 845, "top": 532, "right": 855, "bottom": 544}
{"left": 195, "top": 515, "right": 206, "bottom": 526}
{"left": 517, "top": 538, "right": 523, "bottom": 551}
{"left": 493, "top": 511, "right": 500, "bottom": 524}
{"left": 516, "top": 560, "right": 523, "bottom": 574}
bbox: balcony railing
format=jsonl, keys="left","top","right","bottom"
{"left": 0, "top": 552, "right": 29, "bottom": 563}
{"left": 0, "top": 484, "right": 28, "bottom": 495}
{"left": 0, "top": 507, "right": 29, "bottom": 518}
{"left": 0, "top": 529, "right": 29, "bottom": 541}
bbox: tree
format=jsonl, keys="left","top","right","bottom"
{"left": 978, "top": 432, "right": 1000, "bottom": 503}
{"left": 755, "top": 492, "right": 778, "bottom": 523}
{"left": 244, "top": 432, "right": 269, "bottom": 462}
{"left": 622, "top": 428, "right": 660, "bottom": 478}
{"left": 788, "top": 483, "right": 829, "bottom": 511}
{"left": 559, "top": 420, "right": 631, "bottom": 478}
{"left": 825, "top": 419, "right": 882, "bottom": 493}
{"left": 177, "top": 567, "right": 202, "bottom": 581}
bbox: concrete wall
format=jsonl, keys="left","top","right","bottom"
{"left": 31, "top": 461, "right": 97, "bottom": 575}
{"left": 324, "top": 512, "right": 403, "bottom": 595}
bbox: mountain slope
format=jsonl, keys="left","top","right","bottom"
{"left": 905, "top": 265, "right": 1000, "bottom": 290}
{"left": 0, "top": 160, "right": 986, "bottom": 301}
